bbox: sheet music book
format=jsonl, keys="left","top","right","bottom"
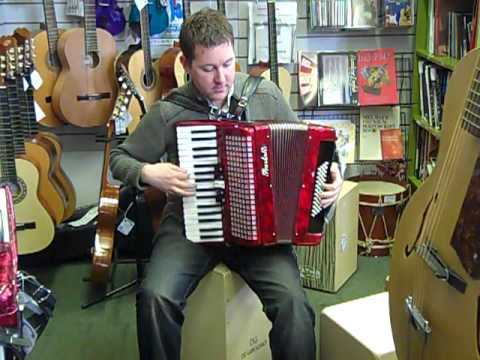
{"left": 298, "top": 51, "right": 319, "bottom": 107}
{"left": 348, "top": 0, "right": 378, "bottom": 28}
{"left": 384, "top": 0, "right": 415, "bottom": 27}
{"left": 248, "top": 1, "right": 297, "bottom": 65}
{"left": 357, "top": 48, "right": 399, "bottom": 106}
{"left": 359, "top": 106, "right": 400, "bottom": 160}
{"left": 318, "top": 52, "right": 358, "bottom": 106}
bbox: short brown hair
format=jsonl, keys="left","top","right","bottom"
{"left": 179, "top": 8, "right": 234, "bottom": 63}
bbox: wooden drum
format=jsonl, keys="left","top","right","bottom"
{"left": 351, "top": 176, "right": 410, "bottom": 256}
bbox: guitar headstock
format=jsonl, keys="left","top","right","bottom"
{"left": 13, "top": 28, "right": 34, "bottom": 76}
{"left": 0, "top": 36, "right": 20, "bottom": 83}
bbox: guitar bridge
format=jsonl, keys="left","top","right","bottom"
{"left": 405, "top": 296, "right": 432, "bottom": 337}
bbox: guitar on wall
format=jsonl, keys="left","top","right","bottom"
{"left": 117, "top": 0, "right": 163, "bottom": 133}
{"left": 389, "top": 48, "right": 480, "bottom": 359}
{"left": 32, "top": 0, "right": 65, "bottom": 127}
{"left": 249, "top": 0, "right": 291, "bottom": 101}
{"left": 0, "top": 37, "right": 55, "bottom": 255}
{"left": 90, "top": 64, "right": 143, "bottom": 283}
{"left": 14, "top": 28, "right": 77, "bottom": 221}
{"left": 158, "top": 0, "right": 192, "bottom": 97}
{"left": 95, "top": 0, "right": 126, "bottom": 36}
{"left": 52, "top": 0, "right": 117, "bottom": 127}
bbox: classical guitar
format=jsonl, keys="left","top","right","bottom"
{"left": 52, "top": 0, "right": 117, "bottom": 127}
{"left": 248, "top": 0, "right": 292, "bottom": 101}
{"left": 15, "top": 28, "right": 77, "bottom": 221}
{"left": 389, "top": 48, "right": 480, "bottom": 360}
{"left": 31, "top": 0, "right": 65, "bottom": 127}
{"left": 95, "top": 0, "right": 126, "bottom": 36}
{"left": 91, "top": 65, "right": 141, "bottom": 283}
{"left": 0, "top": 39, "right": 55, "bottom": 255}
{"left": 117, "top": 1, "right": 162, "bottom": 133}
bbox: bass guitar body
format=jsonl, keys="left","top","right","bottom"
{"left": 124, "top": 50, "right": 162, "bottom": 133}
{"left": 7, "top": 159, "right": 55, "bottom": 255}
{"left": 389, "top": 48, "right": 480, "bottom": 360}
{"left": 52, "top": 28, "right": 117, "bottom": 127}
{"left": 32, "top": 30, "right": 65, "bottom": 127}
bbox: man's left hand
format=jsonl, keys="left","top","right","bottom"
{"left": 320, "top": 162, "right": 343, "bottom": 208}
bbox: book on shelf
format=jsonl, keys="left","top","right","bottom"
{"left": 384, "top": 0, "right": 415, "bottom": 27}
{"left": 298, "top": 51, "right": 319, "bottom": 107}
{"left": 434, "top": 0, "right": 472, "bottom": 57}
{"left": 380, "top": 128, "right": 404, "bottom": 160}
{"left": 318, "top": 52, "right": 358, "bottom": 106}
{"left": 357, "top": 48, "right": 399, "bottom": 106}
{"left": 359, "top": 105, "right": 401, "bottom": 160}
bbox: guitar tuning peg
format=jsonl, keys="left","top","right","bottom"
{"left": 121, "top": 82, "right": 128, "bottom": 90}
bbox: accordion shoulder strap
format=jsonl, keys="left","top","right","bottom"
{"left": 231, "top": 75, "right": 263, "bottom": 121}
{"left": 163, "top": 75, "right": 263, "bottom": 120}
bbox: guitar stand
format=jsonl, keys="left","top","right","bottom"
{"left": 81, "top": 187, "right": 153, "bottom": 310}
{"left": 81, "top": 257, "right": 145, "bottom": 310}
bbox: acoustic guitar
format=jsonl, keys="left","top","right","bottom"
{"left": 52, "top": 0, "right": 117, "bottom": 127}
{"left": 117, "top": 1, "right": 162, "bottom": 133}
{"left": 248, "top": 0, "right": 291, "bottom": 101}
{"left": 95, "top": 0, "right": 126, "bottom": 36}
{"left": 389, "top": 48, "right": 480, "bottom": 359}
{"left": 15, "top": 29, "right": 77, "bottom": 221}
{"left": 91, "top": 65, "right": 141, "bottom": 283}
{"left": 31, "top": 0, "right": 65, "bottom": 127}
{"left": 0, "top": 39, "right": 55, "bottom": 254}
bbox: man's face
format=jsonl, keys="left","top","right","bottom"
{"left": 181, "top": 42, "right": 236, "bottom": 107}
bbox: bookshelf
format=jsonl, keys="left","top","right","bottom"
{"left": 409, "top": 0, "right": 478, "bottom": 188}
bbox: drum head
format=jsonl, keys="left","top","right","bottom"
{"left": 357, "top": 181, "right": 406, "bottom": 196}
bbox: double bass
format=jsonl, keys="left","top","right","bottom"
{"left": 389, "top": 48, "right": 480, "bottom": 359}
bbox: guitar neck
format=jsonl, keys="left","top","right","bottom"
{"left": 140, "top": 5, "right": 154, "bottom": 87}
{"left": 6, "top": 79, "right": 27, "bottom": 156}
{"left": 267, "top": 1, "right": 279, "bottom": 87}
{"left": 43, "top": 0, "right": 60, "bottom": 67}
{"left": 183, "top": 0, "right": 191, "bottom": 19}
{"left": 0, "top": 86, "right": 19, "bottom": 184}
{"left": 101, "top": 119, "right": 115, "bottom": 188}
{"left": 84, "top": 0, "right": 98, "bottom": 55}
{"left": 217, "top": 0, "right": 226, "bottom": 15}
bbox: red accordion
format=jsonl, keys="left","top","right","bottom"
{"left": 176, "top": 120, "right": 336, "bottom": 246}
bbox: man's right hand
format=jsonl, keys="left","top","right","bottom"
{"left": 141, "top": 163, "right": 195, "bottom": 197}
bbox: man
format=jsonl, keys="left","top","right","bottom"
{"left": 110, "top": 8, "right": 343, "bottom": 360}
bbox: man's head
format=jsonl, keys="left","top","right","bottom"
{"left": 179, "top": 8, "right": 236, "bottom": 107}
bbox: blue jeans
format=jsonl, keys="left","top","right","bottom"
{"left": 137, "top": 216, "right": 316, "bottom": 360}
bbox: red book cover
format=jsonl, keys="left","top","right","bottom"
{"left": 357, "top": 48, "right": 399, "bottom": 106}
{"left": 380, "top": 128, "right": 404, "bottom": 160}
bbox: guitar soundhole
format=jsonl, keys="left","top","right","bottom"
{"left": 0, "top": 178, "right": 27, "bottom": 204}
{"left": 142, "top": 71, "right": 156, "bottom": 90}
{"left": 85, "top": 52, "right": 100, "bottom": 68}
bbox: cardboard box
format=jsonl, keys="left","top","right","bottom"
{"left": 181, "top": 264, "right": 272, "bottom": 360}
{"left": 296, "top": 180, "right": 359, "bottom": 292}
{"left": 319, "top": 292, "right": 397, "bottom": 360}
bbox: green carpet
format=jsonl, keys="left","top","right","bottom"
{"left": 23, "top": 255, "right": 389, "bottom": 360}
